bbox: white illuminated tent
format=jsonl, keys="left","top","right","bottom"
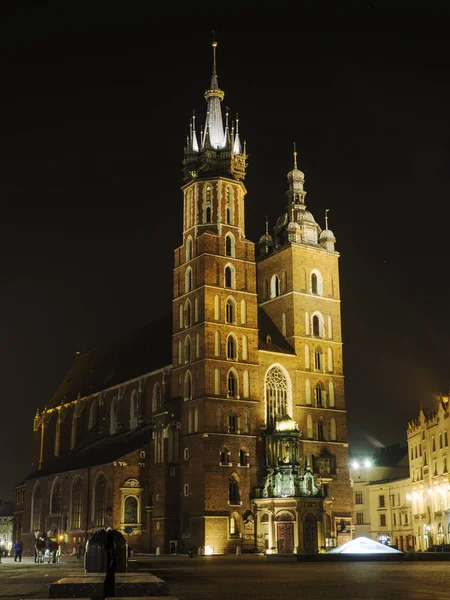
{"left": 327, "top": 536, "right": 403, "bottom": 554}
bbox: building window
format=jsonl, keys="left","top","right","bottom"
{"left": 124, "top": 497, "right": 138, "bottom": 524}
{"left": 226, "top": 298, "right": 235, "bottom": 323}
{"left": 311, "top": 273, "right": 318, "bottom": 294}
{"left": 184, "top": 484, "right": 189, "bottom": 496}
{"left": 228, "top": 371, "right": 237, "bottom": 398}
{"left": 315, "top": 384, "right": 323, "bottom": 407}
{"left": 229, "top": 477, "right": 240, "bottom": 505}
{"left": 355, "top": 492, "right": 363, "bottom": 504}
{"left": 356, "top": 512, "right": 364, "bottom": 525}
{"left": 51, "top": 478, "right": 62, "bottom": 514}
{"left": 184, "top": 371, "right": 192, "bottom": 401}
{"left": 229, "top": 413, "right": 238, "bottom": 434}
{"left": 227, "top": 334, "right": 237, "bottom": 360}
{"left": 220, "top": 446, "right": 230, "bottom": 464}
{"left": 225, "top": 265, "right": 234, "bottom": 288}
{"left": 265, "top": 366, "right": 289, "bottom": 426}
{"left": 184, "top": 299, "right": 192, "bottom": 327}
{"left": 88, "top": 400, "right": 98, "bottom": 431}
{"left": 230, "top": 512, "right": 239, "bottom": 536}
{"left": 225, "top": 233, "right": 235, "bottom": 257}
{"left": 120, "top": 479, "right": 142, "bottom": 527}
{"left": 32, "top": 483, "right": 42, "bottom": 532}
{"left": 94, "top": 474, "right": 106, "bottom": 527}
{"left": 239, "top": 449, "right": 249, "bottom": 466}
{"left": 185, "top": 267, "right": 193, "bottom": 293}
{"left": 184, "top": 447, "right": 189, "bottom": 460}
{"left": 379, "top": 495, "right": 385, "bottom": 508}
{"left": 432, "top": 436, "right": 436, "bottom": 452}
{"left": 445, "top": 431, "right": 449, "bottom": 447}
{"left": 317, "top": 421, "right": 325, "bottom": 440}
{"left": 270, "top": 274, "right": 280, "bottom": 298}
{"left": 380, "top": 514, "right": 386, "bottom": 527}
{"left": 71, "top": 478, "right": 83, "bottom": 529}
{"left": 314, "top": 348, "right": 323, "bottom": 371}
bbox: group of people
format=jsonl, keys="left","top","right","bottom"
{"left": 13, "top": 540, "right": 23, "bottom": 562}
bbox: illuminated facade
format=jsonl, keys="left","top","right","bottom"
{"left": 407, "top": 395, "right": 450, "bottom": 550}
{"left": 15, "top": 42, "right": 353, "bottom": 555}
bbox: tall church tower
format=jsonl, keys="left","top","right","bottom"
{"left": 172, "top": 41, "right": 260, "bottom": 552}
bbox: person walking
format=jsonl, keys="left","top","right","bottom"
{"left": 18, "top": 540, "right": 23, "bottom": 562}
{"left": 13, "top": 540, "right": 21, "bottom": 562}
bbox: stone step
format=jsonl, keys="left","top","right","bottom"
{"left": 48, "top": 573, "right": 170, "bottom": 598}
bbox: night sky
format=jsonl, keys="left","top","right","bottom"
{"left": 1, "top": 3, "right": 449, "bottom": 500}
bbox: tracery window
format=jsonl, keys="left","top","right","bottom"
{"left": 32, "top": 483, "right": 42, "bottom": 532}
{"left": 51, "top": 478, "right": 62, "bottom": 514}
{"left": 94, "top": 474, "right": 106, "bottom": 527}
{"left": 229, "top": 476, "right": 240, "bottom": 505}
{"left": 124, "top": 497, "right": 138, "bottom": 524}
{"left": 265, "top": 366, "right": 289, "bottom": 426}
{"left": 71, "top": 478, "right": 83, "bottom": 529}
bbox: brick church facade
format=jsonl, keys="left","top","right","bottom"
{"left": 14, "top": 42, "right": 353, "bottom": 556}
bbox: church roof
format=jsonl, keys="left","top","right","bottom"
{"left": 25, "top": 424, "right": 153, "bottom": 480}
{"left": 47, "top": 314, "right": 173, "bottom": 410}
{"left": 258, "top": 308, "right": 295, "bottom": 355}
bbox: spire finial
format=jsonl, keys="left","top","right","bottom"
{"left": 265, "top": 215, "right": 269, "bottom": 236}
{"left": 212, "top": 31, "right": 218, "bottom": 76}
{"left": 293, "top": 142, "right": 298, "bottom": 169}
{"left": 325, "top": 208, "right": 330, "bottom": 230}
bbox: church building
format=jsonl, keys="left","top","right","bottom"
{"left": 14, "top": 41, "right": 353, "bottom": 556}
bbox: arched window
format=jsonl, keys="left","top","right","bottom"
{"left": 51, "top": 478, "right": 62, "bottom": 514}
{"left": 240, "top": 448, "right": 249, "bottom": 466}
{"left": 88, "top": 400, "right": 98, "bottom": 431}
{"left": 229, "top": 476, "right": 240, "bottom": 505}
{"left": 225, "top": 233, "right": 235, "bottom": 257}
{"left": 230, "top": 512, "right": 240, "bottom": 536}
{"left": 214, "top": 295, "right": 220, "bottom": 320}
{"left": 184, "top": 299, "right": 192, "bottom": 327}
{"left": 312, "top": 315, "right": 320, "bottom": 336}
{"left": 206, "top": 206, "right": 211, "bottom": 222}
{"left": 270, "top": 274, "right": 280, "bottom": 298}
{"left": 226, "top": 298, "right": 236, "bottom": 323}
{"left": 265, "top": 366, "right": 289, "bottom": 426}
{"left": 152, "top": 382, "right": 161, "bottom": 413}
{"left": 110, "top": 397, "right": 118, "bottom": 435}
{"left": 318, "top": 421, "right": 325, "bottom": 440}
{"left": 240, "top": 299, "right": 247, "bottom": 324}
{"left": 242, "top": 335, "right": 248, "bottom": 360}
{"left": 311, "top": 270, "right": 322, "bottom": 295}
{"left": 71, "top": 478, "right": 83, "bottom": 529}
{"left": 282, "top": 313, "right": 287, "bottom": 337}
{"left": 186, "top": 236, "right": 193, "bottom": 261}
{"left": 314, "top": 348, "right": 323, "bottom": 371}
{"left": 228, "top": 370, "right": 238, "bottom": 398}
{"left": 327, "top": 348, "right": 334, "bottom": 372}
{"left": 124, "top": 496, "right": 138, "bottom": 524}
{"left": 227, "top": 334, "right": 237, "bottom": 360}
{"left": 185, "top": 267, "right": 193, "bottom": 293}
{"left": 214, "top": 331, "right": 221, "bottom": 357}
{"left": 214, "top": 368, "right": 221, "bottom": 395}
{"left": 315, "top": 384, "right": 324, "bottom": 407}
{"left": 130, "top": 390, "right": 138, "bottom": 429}
{"left": 220, "top": 445, "right": 230, "bottom": 464}
{"left": 184, "top": 371, "right": 192, "bottom": 401}
{"left": 205, "top": 186, "right": 212, "bottom": 223}
{"left": 32, "top": 483, "right": 42, "bottom": 532}
{"left": 243, "top": 370, "right": 250, "bottom": 398}
{"left": 184, "top": 336, "right": 191, "bottom": 363}
{"left": 328, "top": 381, "right": 335, "bottom": 407}
{"left": 307, "top": 415, "right": 313, "bottom": 439}
{"left": 225, "top": 265, "right": 235, "bottom": 289}
{"left": 94, "top": 474, "right": 106, "bottom": 527}
{"left": 330, "top": 418, "right": 337, "bottom": 441}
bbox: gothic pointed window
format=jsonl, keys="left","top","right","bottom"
{"left": 51, "top": 478, "right": 62, "bottom": 514}
{"left": 228, "top": 370, "right": 237, "bottom": 398}
{"left": 215, "top": 331, "right": 221, "bottom": 357}
{"left": 226, "top": 188, "right": 233, "bottom": 224}
{"left": 314, "top": 348, "right": 323, "bottom": 371}
{"left": 184, "top": 336, "right": 191, "bottom": 363}
{"left": 214, "top": 295, "right": 220, "bottom": 320}
{"left": 186, "top": 236, "right": 193, "bottom": 261}
{"left": 206, "top": 206, "right": 211, "bottom": 222}
{"left": 315, "top": 384, "right": 323, "bottom": 407}
{"left": 71, "top": 478, "right": 83, "bottom": 529}
{"left": 184, "top": 371, "right": 192, "bottom": 401}
{"left": 229, "top": 476, "right": 240, "bottom": 505}
{"left": 205, "top": 186, "right": 212, "bottom": 223}
{"left": 312, "top": 315, "right": 320, "bottom": 336}
{"left": 185, "top": 267, "right": 193, "bottom": 293}
{"left": 214, "top": 368, "right": 221, "bottom": 395}
{"left": 94, "top": 474, "right": 106, "bottom": 527}
{"left": 226, "top": 298, "right": 235, "bottom": 323}
{"left": 311, "top": 273, "right": 318, "bottom": 294}
{"left": 220, "top": 446, "right": 229, "bottom": 464}
{"left": 270, "top": 274, "right": 280, "bottom": 298}
{"left": 32, "top": 483, "right": 42, "bottom": 532}
{"left": 230, "top": 512, "right": 240, "bottom": 536}
{"left": 318, "top": 421, "right": 325, "bottom": 440}
{"left": 240, "top": 448, "right": 249, "bottom": 466}
{"left": 328, "top": 381, "right": 335, "bottom": 407}
{"left": 225, "top": 265, "right": 235, "bottom": 289}
{"left": 225, "top": 233, "right": 235, "bottom": 257}
{"left": 227, "top": 334, "right": 237, "bottom": 360}
{"left": 265, "top": 366, "right": 289, "bottom": 426}
{"left": 184, "top": 299, "right": 191, "bottom": 327}
{"left": 240, "top": 299, "right": 247, "bottom": 324}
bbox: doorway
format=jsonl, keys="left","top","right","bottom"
{"left": 303, "top": 514, "right": 318, "bottom": 554}
{"left": 276, "top": 521, "right": 294, "bottom": 553}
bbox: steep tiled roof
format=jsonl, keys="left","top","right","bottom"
{"left": 258, "top": 307, "right": 295, "bottom": 355}
{"left": 47, "top": 314, "right": 172, "bottom": 410}
{"left": 25, "top": 424, "right": 153, "bottom": 480}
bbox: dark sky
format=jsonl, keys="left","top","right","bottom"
{"left": 1, "top": 3, "right": 449, "bottom": 499}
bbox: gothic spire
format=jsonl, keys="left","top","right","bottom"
{"left": 202, "top": 40, "right": 226, "bottom": 150}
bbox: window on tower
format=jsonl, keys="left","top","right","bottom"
{"left": 224, "top": 265, "right": 235, "bottom": 289}
{"left": 270, "top": 274, "right": 280, "bottom": 298}
{"left": 228, "top": 413, "right": 238, "bottom": 433}
{"left": 229, "top": 477, "right": 240, "bottom": 505}
{"left": 314, "top": 348, "right": 323, "bottom": 371}
{"left": 315, "top": 384, "right": 323, "bottom": 407}
{"left": 225, "top": 233, "right": 235, "bottom": 257}
{"left": 227, "top": 371, "right": 238, "bottom": 398}
{"left": 265, "top": 366, "right": 290, "bottom": 426}
{"left": 226, "top": 298, "right": 235, "bottom": 323}
{"left": 227, "top": 334, "right": 237, "bottom": 360}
